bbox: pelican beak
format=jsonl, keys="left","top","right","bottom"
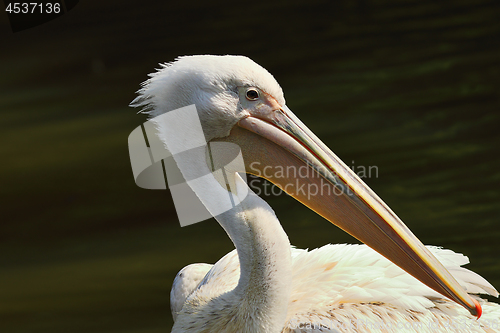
{"left": 220, "top": 105, "right": 481, "bottom": 317}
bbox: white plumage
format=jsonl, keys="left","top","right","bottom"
{"left": 172, "top": 245, "right": 500, "bottom": 332}
{"left": 132, "top": 55, "right": 499, "bottom": 332}
{"left": 170, "top": 263, "right": 212, "bottom": 322}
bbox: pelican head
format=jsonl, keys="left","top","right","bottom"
{"left": 132, "top": 55, "right": 284, "bottom": 142}
{"left": 131, "top": 55, "right": 481, "bottom": 318}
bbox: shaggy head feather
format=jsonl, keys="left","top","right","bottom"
{"left": 130, "top": 55, "right": 285, "bottom": 141}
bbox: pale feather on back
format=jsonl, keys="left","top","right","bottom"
{"left": 171, "top": 244, "right": 499, "bottom": 332}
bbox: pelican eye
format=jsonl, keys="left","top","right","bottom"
{"left": 245, "top": 89, "right": 259, "bottom": 101}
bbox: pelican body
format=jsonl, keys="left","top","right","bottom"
{"left": 131, "top": 55, "right": 499, "bottom": 332}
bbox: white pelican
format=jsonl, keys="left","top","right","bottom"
{"left": 131, "top": 55, "right": 499, "bottom": 332}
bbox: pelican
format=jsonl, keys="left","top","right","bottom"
{"left": 131, "top": 55, "right": 499, "bottom": 332}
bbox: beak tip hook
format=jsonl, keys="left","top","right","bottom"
{"left": 472, "top": 298, "right": 482, "bottom": 319}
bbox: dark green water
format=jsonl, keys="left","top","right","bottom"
{"left": 1, "top": 0, "right": 499, "bottom": 331}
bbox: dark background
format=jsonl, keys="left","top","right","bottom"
{"left": 1, "top": 1, "right": 499, "bottom": 332}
